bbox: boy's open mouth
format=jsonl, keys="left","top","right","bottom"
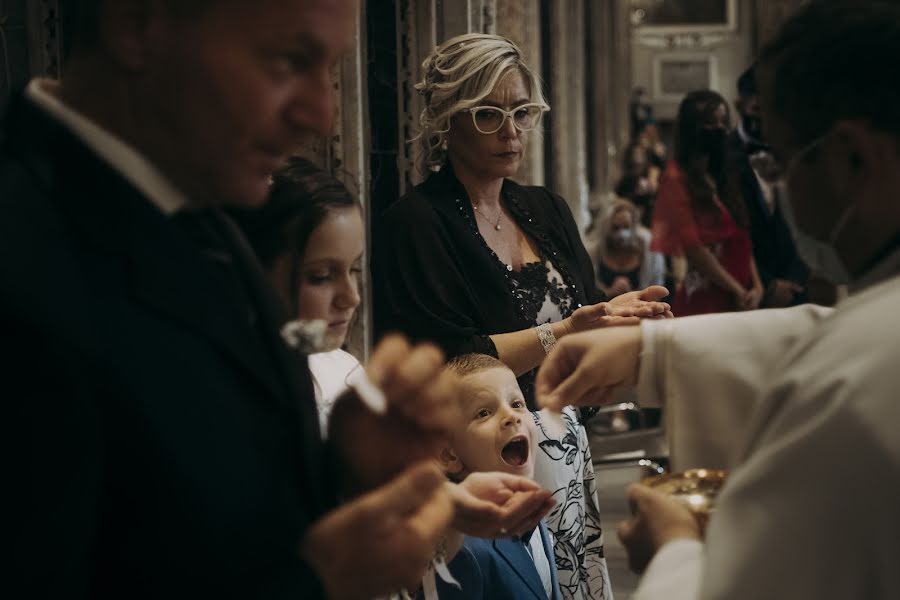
{"left": 501, "top": 434, "right": 530, "bottom": 467}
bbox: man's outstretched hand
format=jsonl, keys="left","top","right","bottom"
{"left": 329, "top": 335, "right": 462, "bottom": 493}
{"left": 301, "top": 462, "right": 455, "bottom": 599}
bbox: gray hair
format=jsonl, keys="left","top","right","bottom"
{"left": 413, "top": 33, "right": 547, "bottom": 173}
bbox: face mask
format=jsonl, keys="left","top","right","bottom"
{"left": 609, "top": 229, "right": 636, "bottom": 245}
{"left": 742, "top": 115, "right": 764, "bottom": 141}
{"left": 781, "top": 132, "right": 854, "bottom": 284}
{"left": 699, "top": 127, "right": 727, "bottom": 175}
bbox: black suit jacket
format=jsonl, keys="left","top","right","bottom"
{"left": 727, "top": 131, "right": 808, "bottom": 302}
{"left": 1, "top": 94, "right": 331, "bottom": 598}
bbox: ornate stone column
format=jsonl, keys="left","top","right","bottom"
{"left": 547, "top": 0, "right": 590, "bottom": 230}
{"left": 495, "top": 0, "right": 544, "bottom": 186}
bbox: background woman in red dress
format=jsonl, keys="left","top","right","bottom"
{"left": 651, "top": 90, "right": 763, "bottom": 316}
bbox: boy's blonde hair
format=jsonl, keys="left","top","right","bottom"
{"left": 444, "top": 353, "right": 511, "bottom": 378}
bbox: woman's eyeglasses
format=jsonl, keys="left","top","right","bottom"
{"left": 458, "top": 103, "right": 550, "bottom": 135}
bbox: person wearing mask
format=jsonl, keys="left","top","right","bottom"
{"left": 729, "top": 65, "right": 809, "bottom": 307}
{"left": 2, "top": 2, "right": 548, "bottom": 598}
{"left": 595, "top": 199, "right": 666, "bottom": 298}
{"left": 535, "top": 3, "right": 900, "bottom": 598}
{"left": 651, "top": 90, "right": 764, "bottom": 315}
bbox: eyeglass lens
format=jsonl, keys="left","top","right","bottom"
{"left": 472, "top": 105, "right": 543, "bottom": 134}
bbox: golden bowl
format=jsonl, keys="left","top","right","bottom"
{"left": 641, "top": 469, "right": 727, "bottom": 531}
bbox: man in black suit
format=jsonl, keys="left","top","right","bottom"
{"left": 1, "top": 1, "right": 552, "bottom": 598}
{"left": 729, "top": 65, "right": 809, "bottom": 307}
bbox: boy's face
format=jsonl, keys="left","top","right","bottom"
{"left": 448, "top": 367, "right": 537, "bottom": 480}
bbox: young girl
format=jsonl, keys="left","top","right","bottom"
{"left": 232, "top": 157, "right": 363, "bottom": 432}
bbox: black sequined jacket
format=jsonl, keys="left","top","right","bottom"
{"left": 372, "top": 164, "right": 605, "bottom": 408}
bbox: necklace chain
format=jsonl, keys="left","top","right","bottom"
{"left": 472, "top": 203, "right": 504, "bottom": 231}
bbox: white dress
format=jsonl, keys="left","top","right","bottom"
{"left": 631, "top": 248, "right": 900, "bottom": 600}
{"left": 307, "top": 348, "right": 361, "bottom": 436}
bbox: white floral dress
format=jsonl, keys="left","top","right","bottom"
{"left": 509, "top": 259, "right": 613, "bottom": 600}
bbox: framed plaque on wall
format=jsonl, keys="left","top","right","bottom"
{"left": 631, "top": 0, "right": 737, "bottom": 33}
{"left": 652, "top": 53, "right": 719, "bottom": 102}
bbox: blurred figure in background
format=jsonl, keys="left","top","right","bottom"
{"left": 629, "top": 86, "right": 654, "bottom": 140}
{"left": 651, "top": 90, "right": 764, "bottom": 316}
{"left": 595, "top": 199, "right": 666, "bottom": 299}
{"left": 615, "top": 141, "right": 659, "bottom": 228}
{"left": 728, "top": 65, "right": 809, "bottom": 307}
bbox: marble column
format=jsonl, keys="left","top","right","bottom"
{"left": 495, "top": 0, "right": 544, "bottom": 186}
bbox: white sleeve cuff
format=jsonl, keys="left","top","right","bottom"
{"left": 636, "top": 319, "right": 672, "bottom": 409}
{"left": 633, "top": 538, "right": 705, "bottom": 600}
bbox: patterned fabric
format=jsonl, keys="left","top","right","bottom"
{"left": 510, "top": 259, "right": 576, "bottom": 325}
{"left": 508, "top": 260, "right": 612, "bottom": 599}
{"left": 533, "top": 407, "right": 612, "bottom": 600}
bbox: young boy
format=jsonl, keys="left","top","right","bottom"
{"left": 437, "top": 354, "right": 562, "bottom": 600}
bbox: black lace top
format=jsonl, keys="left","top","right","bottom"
{"left": 510, "top": 259, "right": 576, "bottom": 325}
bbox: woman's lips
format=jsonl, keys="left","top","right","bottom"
{"left": 328, "top": 320, "right": 350, "bottom": 329}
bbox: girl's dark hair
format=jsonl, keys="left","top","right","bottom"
{"left": 673, "top": 90, "right": 746, "bottom": 228}
{"left": 230, "top": 157, "right": 358, "bottom": 310}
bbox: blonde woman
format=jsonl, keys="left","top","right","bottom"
{"left": 372, "top": 33, "right": 671, "bottom": 599}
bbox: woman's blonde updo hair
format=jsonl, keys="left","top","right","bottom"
{"left": 414, "top": 33, "right": 547, "bottom": 173}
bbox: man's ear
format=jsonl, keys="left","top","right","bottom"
{"left": 97, "top": 0, "right": 167, "bottom": 70}
{"left": 439, "top": 448, "right": 464, "bottom": 477}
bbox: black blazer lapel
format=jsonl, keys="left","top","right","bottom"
{"left": 493, "top": 537, "right": 547, "bottom": 600}
{"left": 214, "top": 211, "right": 331, "bottom": 512}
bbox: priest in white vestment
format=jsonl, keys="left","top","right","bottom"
{"left": 535, "top": 3, "right": 900, "bottom": 599}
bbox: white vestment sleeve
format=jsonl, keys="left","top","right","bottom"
{"left": 633, "top": 539, "right": 704, "bottom": 600}
{"left": 636, "top": 305, "right": 832, "bottom": 470}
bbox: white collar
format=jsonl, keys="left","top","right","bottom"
{"left": 25, "top": 78, "right": 189, "bottom": 216}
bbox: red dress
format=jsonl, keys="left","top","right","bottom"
{"left": 651, "top": 161, "right": 753, "bottom": 316}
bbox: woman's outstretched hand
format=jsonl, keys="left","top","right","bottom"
{"left": 564, "top": 286, "right": 672, "bottom": 335}
{"left": 608, "top": 285, "right": 673, "bottom": 319}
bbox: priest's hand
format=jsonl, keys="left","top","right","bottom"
{"left": 617, "top": 483, "right": 701, "bottom": 574}
{"left": 328, "top": 335, "right": 462, "bottom": 493}
{"left": 535, "top": 326, "right": 642, "bottom": 411}
{"left": 301, "top": 462, "right": 454, "bottom": 599}
{"left": 449, "top": 472, "right": 555, "bottom": 538}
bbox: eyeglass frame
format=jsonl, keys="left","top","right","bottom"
{"left": 457, "top": 102, "right": 550, "bottom": 135}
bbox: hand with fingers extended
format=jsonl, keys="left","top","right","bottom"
{"left": 301, "top": 463, "right": 455, "bottom": 599}
{"left": 617, "top": 483, "right": 701, "bottom": 574}
{"left": 328, "top": 335, "right": 463, "bottom": 493}
{"left": 535, "top": 326, "right": 643, "bottom": 411}
{"left": 607, "top": 285, "right": 673, "bottom": 319}
{"left": 449, "top": 472, "right": 555, "bottom": 538}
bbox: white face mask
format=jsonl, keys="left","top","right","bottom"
{"left": 781, "top": 132, "right": 855, "bottom": 285}
{"left": 609, "top": 229, "right": 637, "bottom": 245}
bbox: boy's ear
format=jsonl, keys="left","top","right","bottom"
{"left": 439, "top": 448, "right": 464, "bottom": 476}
